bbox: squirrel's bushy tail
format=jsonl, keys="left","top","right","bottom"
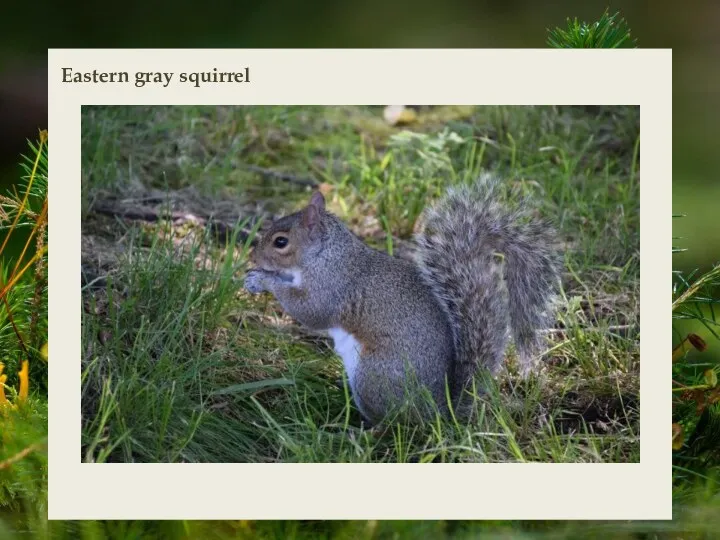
{"left": 413, "top": 174, "right": 560, "bottom": 394}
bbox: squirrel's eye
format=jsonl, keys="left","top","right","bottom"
{"left": 273, "top": 236, "right": 289, "bottom": 249}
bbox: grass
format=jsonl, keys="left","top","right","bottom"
{"left": 80, "top": 105, "right": 640, "bottom": 464}
{"left": 546, "top": 9, "right": 637, "bottom": 49}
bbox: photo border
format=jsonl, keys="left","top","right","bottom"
{"left": 48, "top": 48, "right": 671, "bottom": 520}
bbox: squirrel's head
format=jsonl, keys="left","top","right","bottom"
{"left": 249, "top": 190, "right": 328, "bottom": 271}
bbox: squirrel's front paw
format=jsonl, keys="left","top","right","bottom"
{"left": 244, "top": 270, "right": 267, "bottom": 294}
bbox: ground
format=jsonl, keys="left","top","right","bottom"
{"left": 80, "top": 105, "right": 640, "bottom": 463}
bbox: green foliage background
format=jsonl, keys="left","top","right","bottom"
{"left": 0, "top": 8, "right": 718, "bottom": 540}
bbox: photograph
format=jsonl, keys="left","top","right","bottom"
{"left": 80, "top": 104, "right": 640, "bottom": 464}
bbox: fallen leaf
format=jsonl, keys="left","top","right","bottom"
{"left": 383, "top": 105, "right": 418, "bottom": 126}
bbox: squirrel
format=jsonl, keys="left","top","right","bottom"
{"left": 244, "top": 174, "right": 560, "bottom": 425}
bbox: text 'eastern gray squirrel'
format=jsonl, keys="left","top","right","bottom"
{"left": 244, "top": 174, "right": 561, "bottom": 425}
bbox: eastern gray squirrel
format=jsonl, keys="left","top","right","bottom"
{"left": 244, "top": 174, "right": 560, "bottom": 425}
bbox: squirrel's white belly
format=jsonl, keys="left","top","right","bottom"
{"left": 328, "top": 327, "right": 361, "bottom": 389}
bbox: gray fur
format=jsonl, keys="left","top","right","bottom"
{"left": 245, "top": 174, "right": 560, "bottom": 424}
{"left": 413, "top": 173, "right": 561, "bottom": 396}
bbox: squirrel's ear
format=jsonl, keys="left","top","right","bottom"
{"left": 302, "top": 191, "right": 325, "bottom": 237}
{"left": 302, "top": 196, "right": 323, "bottom": 235}
{"left": 309, "top": 190, "right": 325, "bottom": 211}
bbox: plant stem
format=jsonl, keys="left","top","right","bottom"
{"left": 0, "top": 440, "right": 47, "bottom": 470}
{"left": 672, "top": 384, "right": 711, "bottom": 393}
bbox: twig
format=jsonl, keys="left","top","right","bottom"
{"left": 91, "top": 200, "right": 256, "bottom": 246}
{"left": 91, "top": 201, "right": 177, "bottom": 222}
{"left": 242, "top": 164, "right": 319, "bottom": 188}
